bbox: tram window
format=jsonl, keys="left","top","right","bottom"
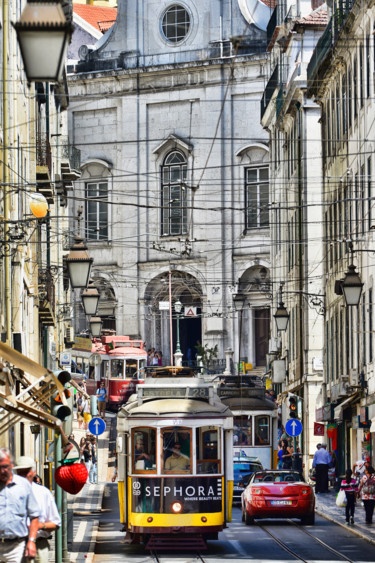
{"left": 196, "top": 427, "right": 220, "bottom": 474}
{"left": 254, "top": 415, "right": 270, "bottom": 445}
{"left": 233, "top": 416, "right": 252, "bottom": 446}
{"left": 162, "top": 427, "right": 191, "bottom": 474}
{"left": 111, "top": 359, "right": 124, "bottom": 378}
{"left": 132, "top": 428, "right": 156, "bottom": 472}
{"left": 125, "top": 360, "right": 137, "bottom": 378}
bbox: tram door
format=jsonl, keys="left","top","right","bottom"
{"left": 254, "top": 309, "right": 269, "bottom": 367}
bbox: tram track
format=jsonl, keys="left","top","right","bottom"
{"left": 150, "top": 552, "right": 206, "bottom": 563}
{"left": 257, "top": 520, "right": 355, "bottom": 562}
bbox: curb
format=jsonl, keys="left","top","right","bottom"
{"left": 315, "top": 508, "right": 375, "bottom": 546}
{"left": 85, "top": 484, "right": 107, "bottom": 562}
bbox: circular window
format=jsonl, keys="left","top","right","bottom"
{"left": 161, "top": 5, "right": 190, "bottom": 44}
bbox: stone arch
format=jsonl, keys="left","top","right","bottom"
{"left": 143, "top": 270, "right": 203, "bottom": 365}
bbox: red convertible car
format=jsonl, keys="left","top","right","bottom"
{"left": 241, "top": 470, "right": 315, "bottom": 525}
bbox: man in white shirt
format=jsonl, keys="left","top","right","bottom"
{"left": 14, "top": 456, "right": 61, "bottom": 563}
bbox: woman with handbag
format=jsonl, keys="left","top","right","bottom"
{"left": 339, "top": 469, "right": 358, "bottom": 524}
{"left": 358, "top": 465, "right": 375, "bottom": 524}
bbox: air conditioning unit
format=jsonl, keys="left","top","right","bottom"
{"left": 268, "top": 338, "right": 280, "bottom": 354}
{"left": 65, "top": 326, "right": 75, "bottom": 343}
{"left": 350, "top": 369, "right": 359, "bottom": 386}
{"left": 338, "top": 381, "right": 350, "bottom": 397}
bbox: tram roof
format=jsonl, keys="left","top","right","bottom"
{"left": 221, "top": 396, "right": 277, "bottom": 411}
{"left": 119, "top": 397, "right": 232, "bottom": 418}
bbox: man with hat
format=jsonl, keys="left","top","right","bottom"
{"left": 13, "top": 455, "right": 61, "bottom": 563}
{"left": 312, "top": 442, "right": 331, "bottom": 493}
{"left": 0, "top": 448, "right": 40, "bottom": 562}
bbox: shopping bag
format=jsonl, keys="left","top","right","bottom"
{"left": 336, "top": 489, "right": 347, "bottom": 507}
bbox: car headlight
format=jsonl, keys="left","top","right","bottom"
{"left": 171, "top": 501, "right": 183, "bottom": 513}
{"left": 253, "top": 488, "right": 263, "bottom": 495}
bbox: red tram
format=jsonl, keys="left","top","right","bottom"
{"left": 71, "top": 335, "right": 147, "bottom": 409}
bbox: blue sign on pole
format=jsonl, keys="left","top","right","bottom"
{"left": 285, "top": 418, "right": 303, "bottom": 437}
{"left": 88, "top": 417, "right": 106, "bottom": 436}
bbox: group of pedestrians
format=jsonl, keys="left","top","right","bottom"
{"left": 146, "top": 348, "right": 162, "bottom": 366}
{"left": 339, "top": 461, "right": 375, "bottom": 525}
{"left": 0, "top": 448, "right": 60, "bottom": 563}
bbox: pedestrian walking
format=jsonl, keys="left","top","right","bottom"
{"left": 0, "top": 448, "right": 40, "bottom": 563}
{"left": 14, "top": 456, "right": 61, "bottom": 563}
{"left": 79, "top": 437, "right": 86, "bottom": 463}
{"left": 277, "top": 441, "right": 283, "bottom": 469}
{"left": 96, "top": 381, "right": 107, "bottom": 420}
{"left": 281, "top": 438, "right": 293, "bottom": 469}
{"left": 76, "top": 393, "right": 84, "bottom": 429}
{"left": 81, "top": 396, "right": 91, "bottom": 431}
{"left": 358, "top": 465, "right": 375, "bottom": 524}
{"left": 312, "top": 442, "right": 331, "bottom": 493}
{"left": 89, "top": 438, "right": 97, "bottom": 484}
{"left": 340, "top": 469, "right": 358, "bottom": 524}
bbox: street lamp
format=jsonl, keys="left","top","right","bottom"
{"left": 81, "top": 283, "right": 100, "bottom": 316}
{"left": 341, "top": 264, "right": 363, "bottom": 306}
{"left": 65, "top": 236, "right": 93, "bottom": 289}
{"left": 89, "top": 317, "right": 103, "bottom": 338}
{"left": 233, "top": 294, "right": 246, "bottom": 375}
{"left": 13, "top": 1, "right": 73, "bottom": 83}
{"left": 274, "top": 284, "right": 289, "bottom": 332}
{"left": 174, "top": 300, "right": 183, "bottom": 355}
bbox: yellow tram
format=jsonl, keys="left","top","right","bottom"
{"left": 116, "top": 368, "right": 233, "bottom": 550}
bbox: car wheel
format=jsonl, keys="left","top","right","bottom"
{"left": 301, "top": 512, "right": 315, "bottom": 525}
{"left": 245, "top": 511, "right": 254, "bottom": 525}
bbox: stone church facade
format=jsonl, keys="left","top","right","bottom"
{"left": 68, "top": 0, "right": 272, "bottom": 367}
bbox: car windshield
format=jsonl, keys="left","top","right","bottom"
{"left": 252, "top": 472, "right": 303, "bottom": 483}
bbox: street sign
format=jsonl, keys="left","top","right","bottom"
{"left": 185, "top": 306, "right": 197, "bottom": 317}
{"left": 88, "top": 417, "right": 106, "bottom": 436}
{"left": 285, "top": 418, "right": 303, "bottom": 437}
{"left": 159, "top": 301, "right": 170, "bottom": 310}
{"left": 60, "top": 351, "right": 71, "bottom": 366}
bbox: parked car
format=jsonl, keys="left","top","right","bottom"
{"left": 241, "top": 470, "right": 315, "bottom": 525}
{"left": 233, "top": 455, "right": 263, "bottom": 504}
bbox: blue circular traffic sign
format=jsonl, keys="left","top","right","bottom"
{"left": 88, "top": 416, "right": 106, "bottom": 436}
{"left": 285, "top": 418, "right": 303, "bottom": 437}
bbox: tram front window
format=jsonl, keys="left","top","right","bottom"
{"left": 132, "top": 428, "right": 156, "bottom": 472}
{"left": 111, "top": 359, "right": 124, "bottom": 378}
{"left": 125, "top": 360, "right": 137, "bottom": 378}
{"left": 255, "top": 415, "right": 270, "bottom": 445}
{"left": 162, "top": 428, "right": 191, "bottom": 474}
{"left": 197, "top": 427, "right": 220, "bottom": 474}
{"left": 233, "top": 416, "right": 252, "bottom": 446}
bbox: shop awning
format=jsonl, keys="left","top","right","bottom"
{"left": 0, "top": 342, "right": 67, "bottom": 435}
{"left": 333, "top": 392, "right": 360, "bottom": 420}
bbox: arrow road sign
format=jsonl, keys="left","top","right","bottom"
{"left": 88, "top": 416, "right": 106, "bottom": 436}
{"left": 285, "top": 418, "right": 303, "bottom": 437}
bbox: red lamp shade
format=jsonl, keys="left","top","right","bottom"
{"left": 55, "top": 463, "right": 88, "bottom": 494}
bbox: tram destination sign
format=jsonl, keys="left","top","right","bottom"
{"left": 141, "top": 387, "right": 210, "bottom": 399}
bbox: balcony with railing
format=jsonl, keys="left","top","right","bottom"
{"left": 59, "top": 136, "right": 81, "bottom": 191}
{"left": 38, "top": 268, "right": 56, "bottom": 326}
{"left": 36, "top": 133, "right": 53, "bottom": 202}
{"left": 308, "top": 1, "right": 355, "bottom": 89}
{"left": 261, "top": 63, "right": 279, "bottom": 119}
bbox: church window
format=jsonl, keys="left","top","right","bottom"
{"left": 161, "top": 151, "right": 187, "bottom": 236}
{"left": 245, "top": 166, "right": 269, "bottom": 229}
{"left": 85, "top": 181, "right": 108, "bottom": 241}
{"left": 161, "top": 5, "right": 190, "bottom": 44}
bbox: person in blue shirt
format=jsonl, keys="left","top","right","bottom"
{"left": 312, "top": 443, "right": 331, "bottom": 493}
{"left": 96, "top": 381, "right": 107, "bottom": 420}
{"left": 0, "top": 448, "right": 40, "bottom": 562}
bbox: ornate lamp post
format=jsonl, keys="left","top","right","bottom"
{"left": 65, "top": 236, "right": 93, "bottom": 289}
{"left": 13, "top": 1, "right": 73, "bottom": 83}
{"left": 274, "top": 285, "right": 289, "bottom": 332}
{"left": 89, "top": 317, "right": 103, "bottom": 339}
{"left": 81, "top": 283, "right": 100, "bottom": 316}
{"left": 341, "top": 264, "right": 363, "bottom": 306}
{"left": 174, "top": 300, "right": 183, "bottom": 366}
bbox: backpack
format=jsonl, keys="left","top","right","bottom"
{"left": 362, "top": 476, "right": 375, "bottom": 496}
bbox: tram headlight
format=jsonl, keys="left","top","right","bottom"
{"left": 171, "top": 501, "right": 183, "bottom": 513}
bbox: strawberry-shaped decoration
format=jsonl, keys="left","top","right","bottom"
{"left": 55, "top": 462, "right": 88, "bottom": 494}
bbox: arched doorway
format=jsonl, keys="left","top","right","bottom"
{"left": 144, "top": 271, "right": 202, "bottom": 365}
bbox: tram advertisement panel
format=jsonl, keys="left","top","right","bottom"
{"left": 131, "top": 477, "right": 222, "bottom": 513}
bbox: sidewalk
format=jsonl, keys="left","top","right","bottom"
{"left": 47, "top": 414, "right": 114, "bottom": 562}
{"left": 67, "top": 414, "right": 113, "bottom": 562}
{"left": 315, "top": 489, "right": 375, "bottom": 545}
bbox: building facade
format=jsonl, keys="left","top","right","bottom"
{"left": 308, "top": 0, "right": 375, "bottom": 474}
{"left": 261, "top": 0, "right": 327, "bottom": 469}
{"left": 68, "top": 0, "right": 274, "bottom": 369}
